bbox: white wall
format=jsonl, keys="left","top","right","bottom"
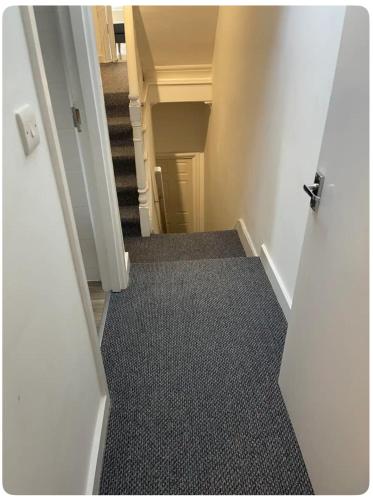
{"left": 112, "top": 7, "right": 124, "bottom": 24}
{"left": 35, "top": 7, "right": 101, "bottom": 281}
{"left": 135, "top": 6, "right": 218, "bottom": 77}
{"left": 3, "top": 7, "right": 104, "bottom": 493}
{"left": 204, "top": 6, "right": 345, "bottom": 303}
{"left": 152, "top": 102, "right": 210, "bottom": 153}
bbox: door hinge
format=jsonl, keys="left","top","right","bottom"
{"left": 71, "top": 106, "right": 82, "bottom": 132}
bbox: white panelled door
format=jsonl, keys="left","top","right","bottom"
{"left": 279, "top": 7, "right": 368, "bottom": 495}
{"left": 157, "top": 154, "right": 203, "bottom": 233}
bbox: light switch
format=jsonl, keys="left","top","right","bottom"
{"left": 15, "top": 104, "right": 40, "bottom": 156}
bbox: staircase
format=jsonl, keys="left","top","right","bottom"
{"left": 104, "top": 91, "right": 141, "bottom": 236}
{"left": 99, "top": 230, "right": 313, "bottom": 495}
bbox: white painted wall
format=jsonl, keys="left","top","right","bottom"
{"left": 204, "top": 6, "right": 345, "bottom": 303}
{"left": 152, "top": 102, "right": 210, "bottom": 153}
{"left": 35, "top": 7, "right": 100, "bottom": 281}
{"left": 112, "top": 7, "right": 124, "bottom": 24}
{"left": 135, "top": 6, "right": 218, "bottom": 77}
{"left": 3, "top": 7, "right": 104, "bottom": 493}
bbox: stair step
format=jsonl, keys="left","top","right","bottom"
{"left": 108, "top": 115, "right": 132, "bottom": 139}
{"left": 111, "top": 144, "right": 135, "bottom": 160}
{"left": 119, "top": 204, "right": 139, "bottom": 223}
{"left": 116, "top": 173, "right": 138, "bottom": 205}
{"left": 119, "top": 205, "right": 141, "bottom": 236}
{"left": 104, "top": 93, "right": 130, "bottom": 119}
{"left": 111, "top": 145, "right": 136, "bottom": 173}
{"left": 115, "top": 172, "right": 137, "bottom": 191}
{"left": 104, "top": 92, "right": 129, "bottom": 108}
{"left": 123, "top": 230, "right": 247, "bottom": 263}
{"left": 110, "top": 135, "right": 133, "bottom": 148}
{"left": 107, "top": 114, "right": 131, "bottom": 127}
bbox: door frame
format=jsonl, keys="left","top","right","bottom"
{"left": 60, "top": 6, "right": 130, "bottom": 292}
{"left": 21, "top": 7, "right": 110, "bottom": 493}
{"left": 156, "top": 152, "right": 205, "bottom": 232}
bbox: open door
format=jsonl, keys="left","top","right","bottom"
{"left": 279, "top": 7, "right": 368, "bottom": 495}
{"left": 92, "top": 6, "right": 117, "bottom": 63}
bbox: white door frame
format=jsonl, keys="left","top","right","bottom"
{"left": 63, "top": 6, "right": 129, "bottom": 292}
{"left": 21, "top": 7, "right": 109, "bottom": 493}
{"left": 156, "top": 152, "right": 205, "bottom": 232}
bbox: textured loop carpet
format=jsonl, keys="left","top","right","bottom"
{"left": 100, "top": 254, "right": 313, "bottom": 494}
{"left": 101, "top": 61, "right": 141, "bottom": 237}
{"left": 124, "top": 230, "right": 246, "bottom": 263}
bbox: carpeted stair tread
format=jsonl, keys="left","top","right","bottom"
{"left": 104, "top": 91, "right": 129, "bottom": 108}
{"left": 124, "top": 230, "right": 247, "bottom": 263}
{"left": 107, "top": 115, "right": 132, "bottom": 141}
{"left": 100, "top": 255, "right": 313, "bottom": 495}
{"left": 115, "top": 172, "right": 137, "bottom": 192}
{"left": 111, "top": 144, "right": 135, "bottom": 160}
{"left": 119, "top": 205, "right": 141, "bottom": 237}
{"left": 107, "top": 115, "right": 131, "bottom": 127}
{"left": 119, "top": 205, "right": 140, "bottom": 224}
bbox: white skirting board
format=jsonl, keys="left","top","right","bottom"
{"left": 235, "top": 219, "right": 291, "bottom": 320}
{"left": 86, "top": 394, "right": 111, "bottom": 494}
{"left": 259, "top": 244, "right": 292, "bottom": 321}
{"left": 235, "top": 218, "right": 258, "bottom": 257}
{"left": 98, "top": 291, "right": 111, "bottom": 346}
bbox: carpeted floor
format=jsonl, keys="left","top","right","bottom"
{"left": 99, "top": 235, "right": 313, "bottom": 494}
{"left": 124, "top": 230, "right": 247, "bottom": 263}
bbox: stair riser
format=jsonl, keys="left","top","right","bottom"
{"left": 117, "top": 189, "right": 138, "bottom": 206}
{"left": 106, "top": 106, "right": 130, "bottom": 119}
{"left": 109, "top": 126, "right": 132, "bottom": 143}
{"left": 110, "top": 135, "right": 133, "bottom": 148}
{"left": 121, "top": 220, "right": 141, "bottom": 237}
{"left": 104, "top": 92, "right": 130, "bottom": 107}
{"left": 122, "top": 226, "right": 141, "bottom": 237}
{"left": 113, "top": 157, "right": 136, "bottom": 174}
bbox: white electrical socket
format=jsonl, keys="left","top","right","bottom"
{"left": 15, "top": 104, "right": 40, "bottom": 156}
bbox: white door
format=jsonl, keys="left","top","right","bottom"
{"left": 279, "top": 7, "right": 368, "bottom": 495}
{"left": 158, "top": 154, "right": 203, "bottom": 233}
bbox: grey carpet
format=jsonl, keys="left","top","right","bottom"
{"left": 100, "top": 256, "right": 313, "bottom": 494}
{"left": 102, "top": 66, "right": 141, "bottom": 237}
{"left": 124, "top": 230, "right": 246, "bottom": 263}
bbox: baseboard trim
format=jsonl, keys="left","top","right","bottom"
{"left": 260, "top": 244, "right": 292, "bottom": 321}
{"left": 98, "top": 291, "right": 111, "bottom": 346}
{"left": 86, "top": 393, "right": 110, "bottom": 494}
{"left": 235, "top": 218, "right": 258, "bottom": 257}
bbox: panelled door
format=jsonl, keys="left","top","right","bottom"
{"left": 157, "top": 154, "right": 203, "bottom": 233}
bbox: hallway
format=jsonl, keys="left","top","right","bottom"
{"left": 99, "top": 231, "right": 313, "bottom": 494}
{"left": 3, "top": 5, "right": 368, "bottom": 495}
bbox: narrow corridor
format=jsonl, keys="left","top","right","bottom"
{"left": 99, "top": 231, "right": 313, "bottom": 494}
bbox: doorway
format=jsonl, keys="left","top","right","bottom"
{"left": 156, "top": 153, "right": 204, "bottom": 233}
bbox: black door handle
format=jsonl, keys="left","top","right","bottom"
{"left": 303, "top": 172, "right": 325, "bottom": 212}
